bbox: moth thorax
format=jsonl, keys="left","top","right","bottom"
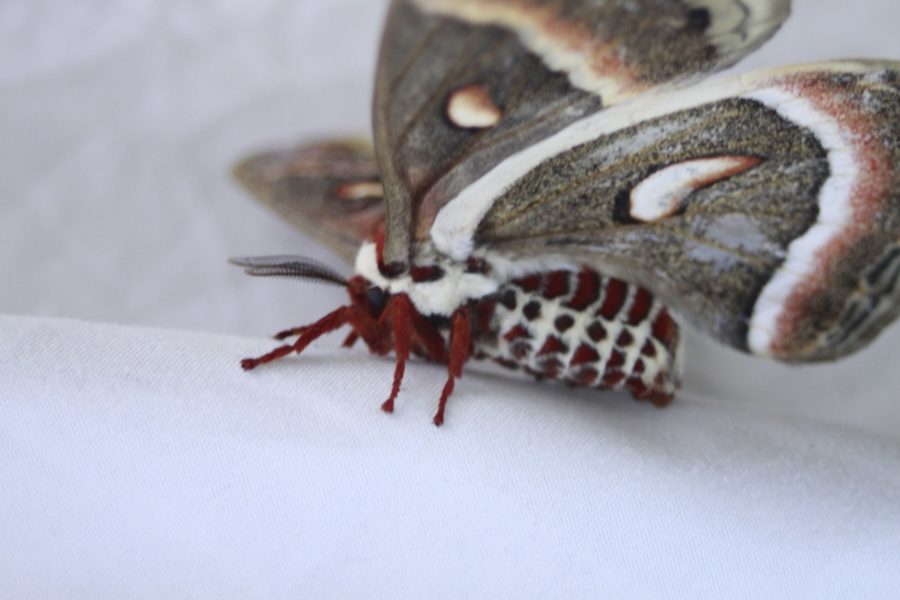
{"left": 473, "top": 268, "right": 682, "bottom": 404}
{"left": 353, "top": 241, "right": 501, "bottom": 317}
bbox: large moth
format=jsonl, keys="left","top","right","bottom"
{"left": 232, "top": 0, "right": 900, "bottom": 425}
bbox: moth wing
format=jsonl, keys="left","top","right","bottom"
{"left": 372, "top": 0, "right": 792, "bottom": 268}
{"left": 446, "top": 62, "right": 900, "bottom": 362}
{"left": 233, "top": 140, "right": 385, "bottom": 264}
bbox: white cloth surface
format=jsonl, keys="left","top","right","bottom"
{"left": 3, "top": 0, "right": 900, "bottom": 597}
{"left": 2, "top": 315, "right": 900, "bottom": 598}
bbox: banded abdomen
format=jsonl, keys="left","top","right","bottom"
{"left": 472, "top": 268, "right": 682, "bottom": 405}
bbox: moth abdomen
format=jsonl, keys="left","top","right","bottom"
{"left": 472, "top": 267, "right": 682, "bottom": 406}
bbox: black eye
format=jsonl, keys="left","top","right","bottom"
{"left": 366, "top": 286, "right": 388, "bottom": 315}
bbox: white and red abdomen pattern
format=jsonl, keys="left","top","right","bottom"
{"left": 474, "top": 268, "right": 682, "bottom": 405}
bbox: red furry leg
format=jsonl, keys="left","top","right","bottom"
{"left": 273, "top": 326, "right": 309, "bottom": 341}
{"left": 381, "top": 295, "right": 414, "bottom": 414}
{"left": 241, "top": 306, "right": 350, "bottom": 370}
{"left": 241, "top": 344, "right": 296, "bottom": 370}
{"left": 434, "top": 309, "right": 472, "bottom": 426}
{"left": 342, "top": 331, "right": 360, "bottom": 348}
{"left": 409, "top": 310, "right": 449, "bottom": 363}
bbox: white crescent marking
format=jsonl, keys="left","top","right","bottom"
{"left": 446, "top": 85, "right": 502, "bottom": 129}
{"left": 629, "top": 156, "right": 761, "bottom": 223}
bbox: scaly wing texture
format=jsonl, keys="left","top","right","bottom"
{"left": 433, "top": 62, "right": 900, "bottom": 362}
{"left": 233, "top": 140, "right": 385, "bottom": 264}
{"left": 373, "top": 0, "right": 792, "bottom": 269}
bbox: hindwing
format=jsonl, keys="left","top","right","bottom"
{"left": 233, "top": 140, "right": 385, "bottom": 263}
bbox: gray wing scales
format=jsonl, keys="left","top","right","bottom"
{"left": 478, "top": 97, "right": 827, "bottom": 243}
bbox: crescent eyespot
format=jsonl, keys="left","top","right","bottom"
{"left": 446, "top": 84, "right": 502, "bottom": 129}
{"left": 629, "top": 156, "right": 763, "bottom": 222}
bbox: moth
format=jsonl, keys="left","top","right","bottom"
{"left": 232, "top": 0, "right": 900, "bottom": 425}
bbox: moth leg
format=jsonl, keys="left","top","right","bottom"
{"left": 273, "top": 326, "right": 309, "bottom": 341}
{"left": 408, "top": 311, "right": 449, "bottom": 363}
{"left": 240, "top": 306, "right": 351, "bottom": 370}
{"left": 381, "top": 295, "right": 415, "bottom": 414}
{"left": 342, "top": 331, "right": 360, "bottom": 348}
{"left": 433, "top": 308, "right": 472, "bottom": 427}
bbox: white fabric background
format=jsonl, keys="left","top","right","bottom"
{"left": 2, "top": 0, "right": 900, "bottom": 597}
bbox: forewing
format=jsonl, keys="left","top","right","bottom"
{"left": 233, "top": 140, "right": 385, "bottom": 264}
{"left": 372, "top": 0, "right": 792, "bottom": 268}
{"left": 445, "top": 62, "right": 900, "bottom": 362}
